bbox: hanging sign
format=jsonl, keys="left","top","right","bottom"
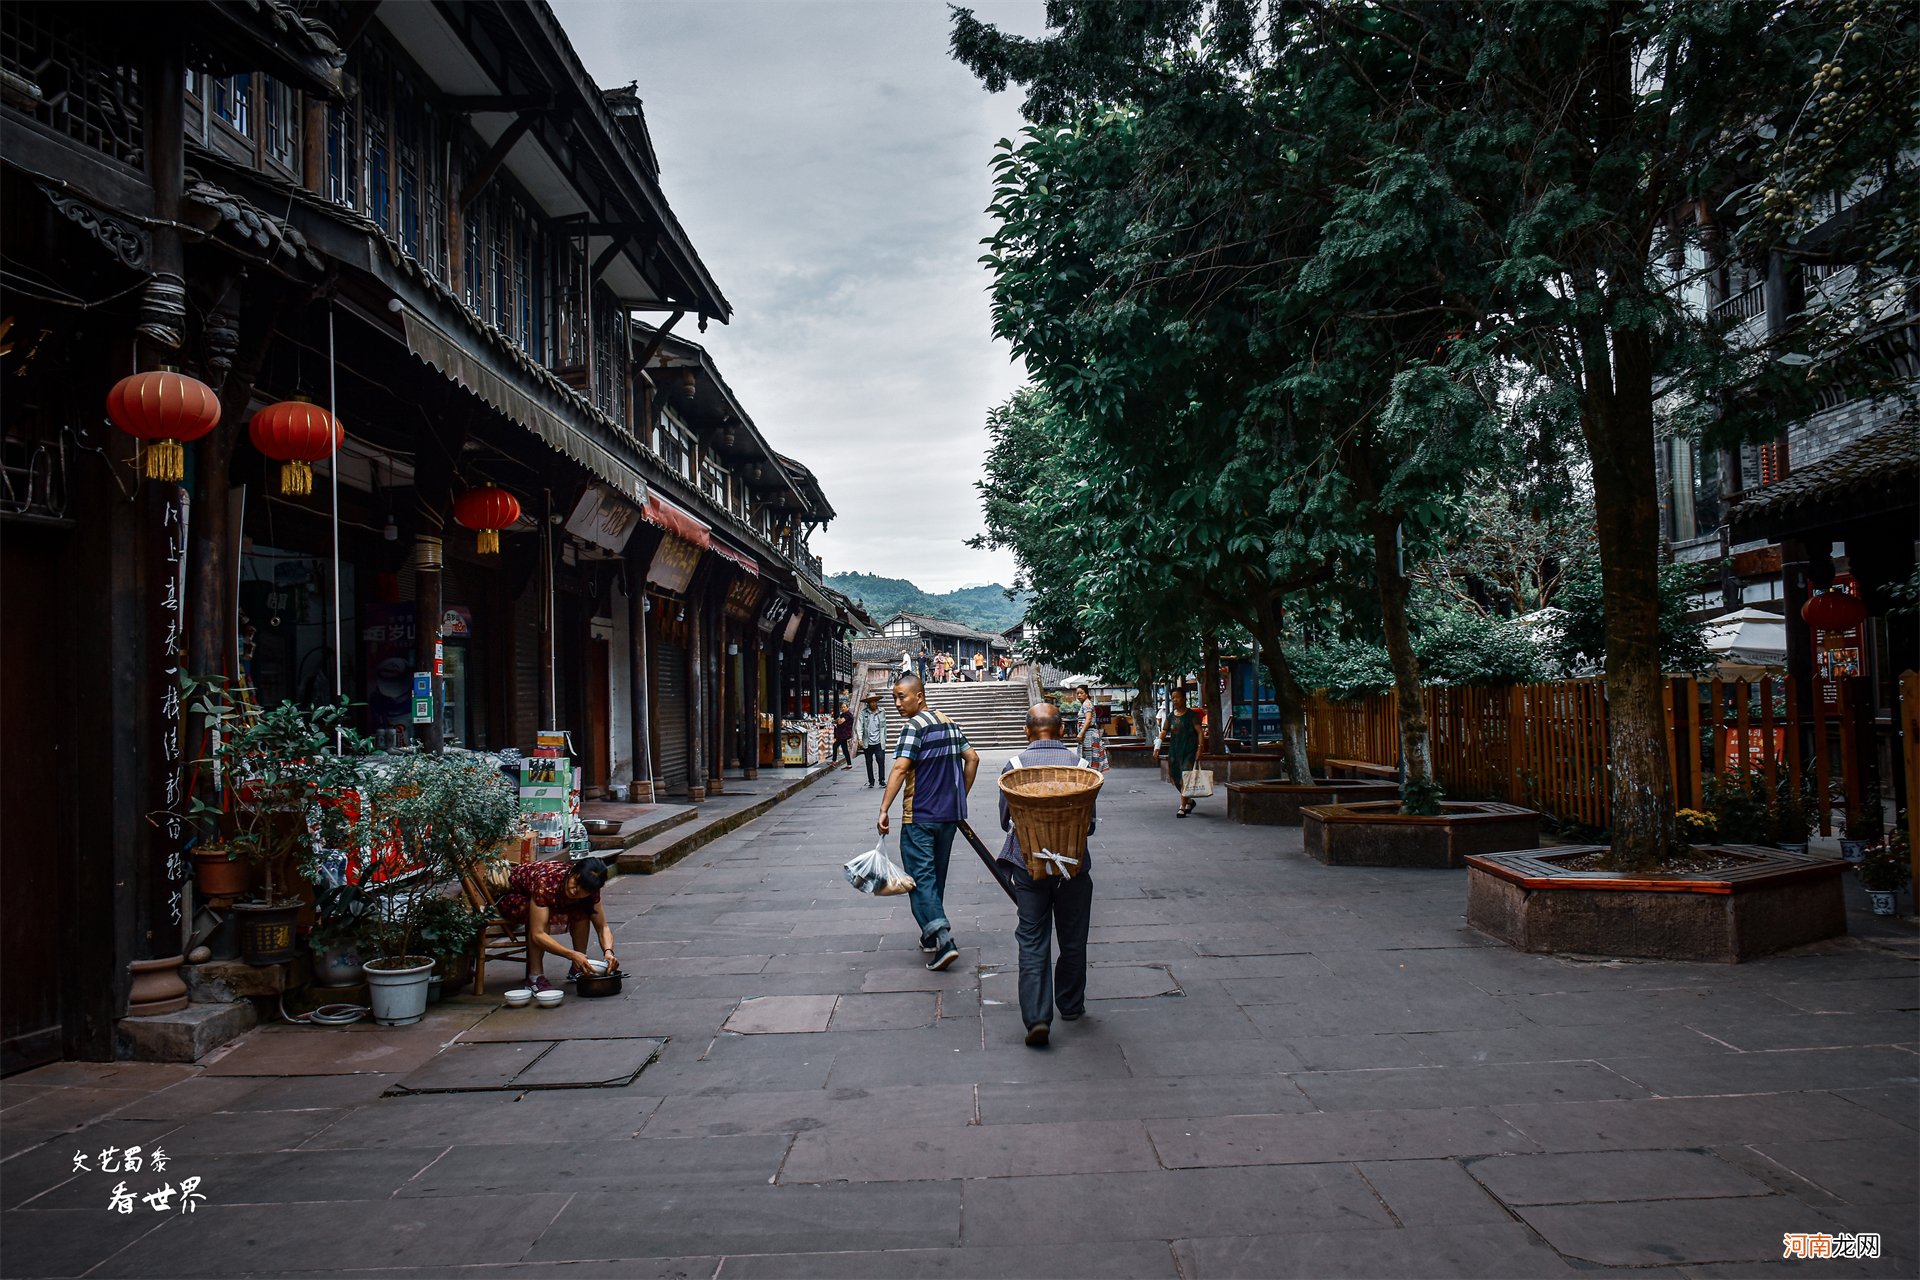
{"left": 565, "top": 483, "right": 644, "bottom": 554}
{"left": 646, "top": 532, "right": 702, "bottom": 594}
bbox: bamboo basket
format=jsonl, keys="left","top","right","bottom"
{"left": 998, "top": 765, "right": 1103, "bottom": 880}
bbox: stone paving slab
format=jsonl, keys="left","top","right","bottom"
{"left": 1172, "top": 1223, "right": 1581, "bottom": 1278}
{"left": 723, "top": 994, "right": 838, "bottom": 1034}
{"left": 1467, "top": 1149, "right": 1774, "bottom": 1205}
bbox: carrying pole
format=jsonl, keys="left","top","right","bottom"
{"left": 957, "top": 820, "right": 1018, "bottom": 904}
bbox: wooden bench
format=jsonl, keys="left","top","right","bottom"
{"left": 1323, "top": 757, "right": 1400, "bottom": 782}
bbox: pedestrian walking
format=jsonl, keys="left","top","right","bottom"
{"left": 877, "top": 673, "right": 978, "bottom": 971}
{"left": 1074, "top": 686, "right": 1109, "bottom": 773}
{"left": 900, "top": 647, "right": 914, "bottom": 678}
{"left": 918, "top": 641, "right": 931, "bottom": 681}
{"left": 832, "top": 706, "right": 856, "bottom": 770}
{"left": 857, "top": 692, "right": 888, "bottom": 787}
{"left": 972, "top": 651, "right": 986, "bottom": 681}
{"left": 1157, "top": 687, "right": 1207, "bottom": 817}
{"left": 998, "top": 703, "right": 1094, "bottom": 1047}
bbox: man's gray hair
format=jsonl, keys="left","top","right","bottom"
{"left": 1026, "top": 703, "right": 1063, "bottom": 736}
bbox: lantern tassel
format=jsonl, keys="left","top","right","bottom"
{"left": 144, "top": 440, "right": 185, "bottom": 483}
{"left": 477, "top": 528, "right": 500, "bottom": 555}
{"left": 280, "top": 460, "right": 312, "bottom": 496}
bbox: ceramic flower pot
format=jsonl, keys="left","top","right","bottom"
{"left": 1867, "top": 889, "right": 1897, "bottom": 916}
{"left": 1840, "top": 839, "right": 1868, "bottom": 862}
{"left": 363, "top": 956, "right": 434, "bottom": 1026}
{"left": 192, "top": 847, "right": 250, "bottom": 898}
{"left": 126, "top": 956, "right": 188, "bottom": 1017}
{"left": 232, "top": 901, "right": 300, "bottom": 966}
{"left": 311, "top": 941, "right": 366, "bottom": 987}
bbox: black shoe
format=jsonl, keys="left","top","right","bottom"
{"left": 1060, "top": 1011, "right": 1084, "bottom": 1022}
{"left": 565, "top": 966, "right": 585, "bottom": 983}
{"left": 926, "top": 934, "right": 959, "bottom": 971}
{"left": 1025, "top": 1022, "right": 1050, "bottom": 1047}
{"left": 919, "top": 933, "right": 937, "bottom": 953}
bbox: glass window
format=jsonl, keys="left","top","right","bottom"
{"left": 325, "top": 97, "right": 359, "bottom": 208}
{"left": 262, "top": 77, "right": 297, "bottom": 171}
{"left": 362, "top": 55, "right": 390, "bottom": 231}
{"left": 212, "top": 73, "right": 252, "bottom": 137}
{"left": 394, "top": 79, "right": 421, "bottom": 258}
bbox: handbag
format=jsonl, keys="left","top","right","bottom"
{"left": 1180, "top": 768, "right": 1215, "bottom": 799}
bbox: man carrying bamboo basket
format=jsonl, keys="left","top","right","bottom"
{"left": 998, "top": 703, "right": 1096, "bottom": 1047}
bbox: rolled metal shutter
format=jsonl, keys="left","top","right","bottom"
{"left": 654, "top": 638, "right": 689, "bottom": 794}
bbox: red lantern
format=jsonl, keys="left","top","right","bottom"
{"left": 1802, "top": 587, "right": 1867, "bottom": 633}
{"left": 453, "top": 486, "right": 520, "bottom": 554}
{"left": 249, "top": 399, "right": 343, "bottom": 496}
{"left": 105, "top": 370, "right": 221, "bottom": 482}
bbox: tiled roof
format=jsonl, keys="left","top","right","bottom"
{"left": 1730, "top": 416, "right": 1918, "bottom": 523}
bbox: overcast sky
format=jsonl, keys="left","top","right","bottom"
{"left": 551, "top": 0, "right": 1048, "bottom": 593}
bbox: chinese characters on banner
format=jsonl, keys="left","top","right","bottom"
{"left": 158, "top": 487, "right": 191, "bottom": 927}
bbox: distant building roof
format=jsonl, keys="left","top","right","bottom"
{"left": 1730, "top": 416, "right": 1918, "bottom": 534}
{"left": 882, "top": 611, "right": 1011, "bottom": 647}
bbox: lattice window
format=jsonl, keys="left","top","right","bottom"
{"left": 489, "top": 192, "right": 513, "bottom": 337}
{"left": 361, "top": 51, "right": 390, "bottom": 231}
{"left": 421, "top": 111, "right": 448, "bottom": 283}
{"left": 394, "top": 77, "right": 422, "bottom": 259}
{"left": 262, "top": 77, "right": 298, "bottom": 173}
{"left": 462, "top": 157, "right": 484, "bottom": 313}
{"left": 325, "top": 95, "right": 359, "bottom": 208}
{"left": 0, "top": 5, "right": 144, "bottom": 167}
{"left": 513, "top": 203, "right": 537, "bottom": 356}
{"left": 211, "top": 73, "right": 251, "bottom": 138}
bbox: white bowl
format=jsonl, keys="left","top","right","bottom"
{"left": 503, "top": 988, "right": 533, "bottom": 1007}
{"left": 534, "top": 989, "right": 565, "bottom": 1007}
{"left": 584, "top": 958, "right": 610, "bottom": 975}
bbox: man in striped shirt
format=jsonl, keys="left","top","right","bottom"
{"left": 877, "top": 673, "right": 979, "bottom": 971}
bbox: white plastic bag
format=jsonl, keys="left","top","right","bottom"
{"left": 843, "top": 843, "right": 916, "bottom": 897}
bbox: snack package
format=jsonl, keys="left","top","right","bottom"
{"left": 843, "top": 844, "right": 916, "bottom": 897}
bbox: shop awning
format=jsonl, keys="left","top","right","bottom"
{"left": 709, "top": 541, "right": 758, "bottom": 575}
{"left": 401, "top": 311, "right": 648, "bottom": 504}
{"left": 641, "top": 493, "right": 710, "bottom": 548}
{"left": 793, "top": 575, "right": 839, "bottom": 619}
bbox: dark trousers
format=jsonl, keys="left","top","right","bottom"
{"left": 1009, "top": 860, "right": 1092, "bottom": 1028}
{"left": 833, "top": 738, "right": 853, "bottom": 767}
{"left": 862, "top": 744, "right": 886, "bottom": 785}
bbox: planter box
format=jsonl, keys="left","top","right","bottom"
{"left": 1226, "top": 778, "right": 1400, "bottom": 826}
{"left": 1200, "top": 754, "right": 1301, "bottom": 785}
{"left": 1106, "top": 744, "right": 1157, "bottom": 769}
{"left": 1303, "top": 801, "right": 1541, "bottom": 869}
{"left": 1466, "top": 845, "right": 1847, "bottom": 963}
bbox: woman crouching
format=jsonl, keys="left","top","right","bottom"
{"left": 496, "top": 856, "right": 617, "bottom": 991}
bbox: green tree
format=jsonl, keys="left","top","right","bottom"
{"left": 955, "top": 0, "right": 1916, "bottom": 866}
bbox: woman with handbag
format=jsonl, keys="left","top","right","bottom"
{"left": 1074, "top": 687, "right": 1109, "bottom": 773}
{"left": 1159, "top": 687, "right": 1207, "bottom": 817}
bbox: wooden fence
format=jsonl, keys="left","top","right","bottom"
{"left": 1306, "top": 672, "right": 1915, "bottom": 838}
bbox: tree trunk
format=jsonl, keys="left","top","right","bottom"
{"left": 1245, "top": 607, "right": 1311, "bottom": 782}
{"left": 1369, "top": 513, "right": 1437, "bottom": 814}
{"left": 1582, "top": 325, "right": 1676, "bottom": 871}
{"left": 1133, "top": 656, "right": 1156, "bottom": 745}
{"left": 1202, "top": 632, "right": 1221, "bottom": 752}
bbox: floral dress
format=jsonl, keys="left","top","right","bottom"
{"left": 496, "top": 860, "right": 599, "bottom": 931}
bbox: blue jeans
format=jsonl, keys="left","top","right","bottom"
{"left": 1009, "top": 859, "right": 1092, "bottom": 1028}
{"left": 897, "top": 821, "right": 956, "bottom": 939}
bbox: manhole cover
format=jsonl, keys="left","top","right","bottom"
{"left": 385, "top": 1037, "right": 665, "bottom": 1095}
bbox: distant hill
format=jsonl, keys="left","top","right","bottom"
{"left": 827, "top": 572, "right": 1029, "bottom": 633}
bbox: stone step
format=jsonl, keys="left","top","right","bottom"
{"left": 615, "top": 762, "right": 837, "bottom": 876}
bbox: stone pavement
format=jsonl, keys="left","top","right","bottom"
{"left": 3, "top": 753, "right": 1916, "bottom": 1278}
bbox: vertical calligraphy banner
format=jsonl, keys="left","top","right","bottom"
{"left": 156, "top": 485, "right": 191, "bottom": 941}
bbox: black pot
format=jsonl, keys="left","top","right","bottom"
{"left": 232, "top": 902, "right": 300, "bottom": 966}
{"left": 575, "top": 968, "right": 624, "bottom": 998}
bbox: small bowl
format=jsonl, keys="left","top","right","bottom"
{"left": 502, "top": 988, "right": 533, "bottom": 1008}
{"left": 534, "top": 989, "right": 565, "bottom": 1007}
{"left": 583, "top": 958, "right": 610, "bottom": 975}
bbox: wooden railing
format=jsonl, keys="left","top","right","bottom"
{"left": 1306, "top": 673, "right": 1914, "bottom": 835}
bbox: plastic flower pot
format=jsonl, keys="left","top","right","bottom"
{"left": 362, "top": 957, "right": 434, "bottom": 1026}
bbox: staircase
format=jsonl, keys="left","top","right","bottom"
{"left": 880, "top": 678, "right": 1032, "bottom": 750}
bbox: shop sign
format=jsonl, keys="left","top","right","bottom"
{"left": 566, "top": 483, "right": 644, "bottom": 554}
{"left": 646, "top": 532, "right": 702, "bottom": 594}
{"left": 1812, "top": 572, "right": 1864, "bottom": 707}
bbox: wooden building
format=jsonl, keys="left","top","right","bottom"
{"left": 0, "top": 1, "right": 846, "bottom": 1071}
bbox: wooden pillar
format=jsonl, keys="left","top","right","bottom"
{"left": 686, "top": 582, "right": 706, "bottom": 802}
{"left": 707, "top": 589, "right": 725, "bottom": 795}
{"left": 770, "top": 641, "right": 784, "bottom": 767}
{"left": 627, "top": 576, "right": 653, "bottom": 802}
{"left": 538, "top": 514, "right": 556, "bottom": 733}
{"left": 743, "top": 627, "right": 761, "bottom": 780}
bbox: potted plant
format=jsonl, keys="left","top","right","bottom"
{"left": 1857, "top": 830, "right": 1910, "bottom": 917}
{"left": 185, "top": 677, "right": 371, "bottom": 965}
{"left": 1674, "top": 808, "right": 1719, "bottom": 845}
{"left": 1772, "top": 778, "right": 1812, "bottom": 855}
{"left": 310, "top": 884, "right": 376, "bottom": 987}
{"left": 414, "top": 895, "right": 486, "bottom": 1001}
{"left": 358, "top": 749, "right": 518, "bottom": 1025}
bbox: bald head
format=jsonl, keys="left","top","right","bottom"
{"left": 1025, "top": 702, "right": 1063, "bottom": 740}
